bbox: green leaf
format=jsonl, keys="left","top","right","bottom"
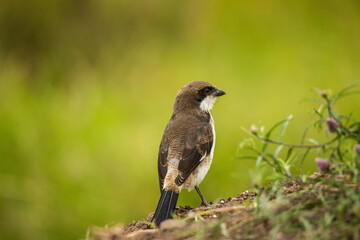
{"left": 277, "top": 114, "right": 293, "bottom": 141}
{"left": 265, "top": 119, "right": 287, "bottom": 139}
{"left": 274, "top": 145, "right": 283, "bottom": 159}
{"left": 308, "top": 138, "right": 320, "bottom": 145}
{"left": 339, "top": 90, "right": 360, "bottom": 98}
{"left": 288, "top": 150, "right": 306, "bottom": 166}
{"left": 332, "top": 83, "right": 359, "bottom": 103}
{"left": 299, "top": 97, "right": 326, "bottom": 105}
{"left": 256, "top": 155, "right": 263, "bottom": 168}
{"left": 314, "top": 107, "right": 324, "bottom": 119}
{"left": 335, "top": 83, "right": 358, "bottom": 97}
{"left": 267, "top": 153, "right": 284, "bottom": 174}
{"left": 285, "top": 147, "right": 293, "bottom": 161}
{"left": 301, "top": 123, "right": 312, "bottom": 145}
{"left": 340, "top": 113, "right": 356, "bottom": 124}
{"left": 349, "top": 121, "right": 360, "bottom": 129}
{"left": 310, "top": 88, "right": 323, "bottom": 95}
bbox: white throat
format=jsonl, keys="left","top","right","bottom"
{"left": 200, "top": 95, "right": 216, "bottom": 112}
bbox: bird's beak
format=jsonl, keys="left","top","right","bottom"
{"left": 215, "top": 88, "right": 226, "bottom": 97}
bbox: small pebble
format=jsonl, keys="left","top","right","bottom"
{"left": 245, "top": 190, "right": 249, "bottom": 193}
{"left": 213, "top": 214, "right": 217, "bottom": 218}
{"left": 220, "top": 199, "right": 225, "bottom": 204}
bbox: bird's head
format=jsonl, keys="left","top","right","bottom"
{"left": 173, "top": 81, "right": 225, "bottom": 113}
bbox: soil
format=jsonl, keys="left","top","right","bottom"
{"left": 92, "top": 185, "right": 297, "bottom": 239}
{"left": 92, "top": 170, "right": 356, "bottom": 240}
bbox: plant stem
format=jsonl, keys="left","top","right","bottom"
{"left": 255, "top": 135, "right": 340, "bottom": 149}
{"left": 256, "top": 152, "right": 275, "bottom": 168}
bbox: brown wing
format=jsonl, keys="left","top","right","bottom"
{"left": 174, "top": 124, "right": 213, "bottom": 186}
{"left": 157, "top": 113, "right": 213, "bottom": 191}
{"left": 158, "top": 127, "right": 170, "bottom": 192}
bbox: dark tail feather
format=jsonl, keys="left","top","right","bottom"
{"left": 153, "top": 190, "right": 179, "bottom": 226}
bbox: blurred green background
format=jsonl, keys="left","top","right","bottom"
{"left": 1, "top": 1, "right": 360, "bottom": 239}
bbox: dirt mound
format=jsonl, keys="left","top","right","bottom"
{"left": 92, "top": 170, "right": 358, "bottom": 240}
{"left": 92, "top": 190, "right": 280, "bottom": 239}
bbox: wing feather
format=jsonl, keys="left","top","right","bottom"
{"left": 157, "top": 113, "right": 213, "bottom": 190}
{"left": 175, "top": 125, "right": 213, "bottom": 186}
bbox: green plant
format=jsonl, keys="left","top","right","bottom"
{"left": 237, "top": 84, "right": 360, "bottom": 185}
{"left": 236, "top": 84, "right": 360, "bottom": 239}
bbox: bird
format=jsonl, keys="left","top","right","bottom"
{"left": 153, "top": 81, "right": 225, "bottom": 226}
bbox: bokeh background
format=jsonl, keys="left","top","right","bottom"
{"left": 1, "top": 1, "right": 360, "bottom": 239}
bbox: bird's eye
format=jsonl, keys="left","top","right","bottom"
{"left": 204, "top": 87, "right": 211, "bottom": 94}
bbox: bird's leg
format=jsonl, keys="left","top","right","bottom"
{"left": 195, "top": 186, "right": 210, "bottom": 207}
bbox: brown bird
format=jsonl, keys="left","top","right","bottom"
{"left": 153, "top": 81, "right": 225, "bottom": 226}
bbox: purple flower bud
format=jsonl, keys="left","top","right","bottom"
{"left": 321, "top": 90, "right": 327, "bottom": 99}
{"left": 250, "top": 125, "right": 258, "bottom": 135}
{"left": 315, "top": 158, "right": 330, "bottom": 172}
{"left": 325, "top": 118, "right": 339, "bottom": 133}
{"left": 355, "top": 144, "right": 360, "bottom": 155}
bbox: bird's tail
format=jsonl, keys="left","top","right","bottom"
{"left": 153, "top": 190, "right": 179, "bottom": 226}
